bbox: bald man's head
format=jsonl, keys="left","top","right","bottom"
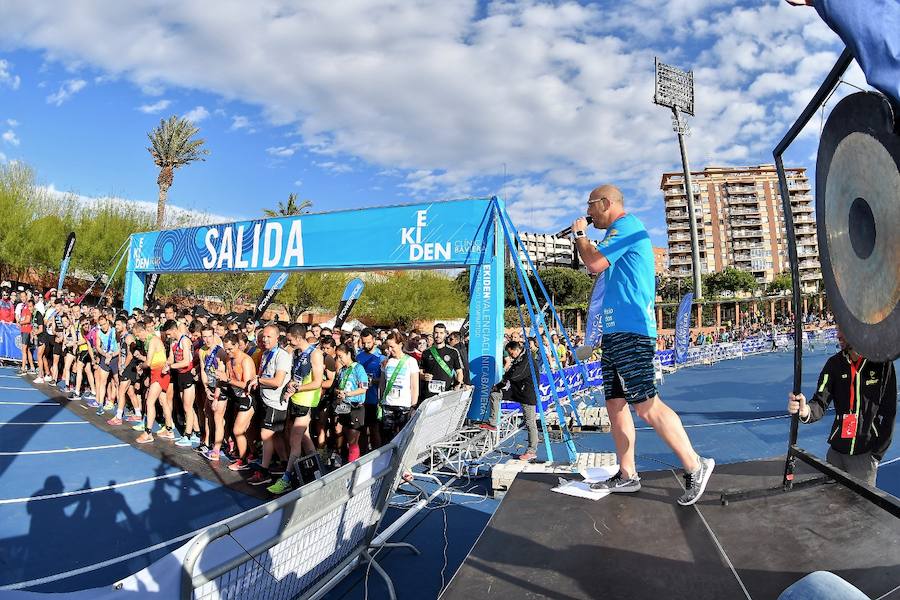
{"left": 586, "top": 184, "right": 626, "bottom": 228}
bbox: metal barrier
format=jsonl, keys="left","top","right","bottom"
{"left": 181, "top": 413, "right": 420, "bottom": 600}
{"left": 180, "top": 390, "right": 480, "bottom": 600}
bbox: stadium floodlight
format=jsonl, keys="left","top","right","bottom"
{"left": 654, "top": 58, "right": 695, "bottom": 116}
{"left": 654, "top": 57, "right": 702, "bottom": 299}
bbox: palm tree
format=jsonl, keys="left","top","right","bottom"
{"left": 147, "top": 116, "right": 210, "bottom": 229}
{"left": 263, "top": 193, "right": 312, "bottom": 217}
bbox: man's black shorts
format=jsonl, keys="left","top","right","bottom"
{"left": 288, "top": 402, "right": 317, "bottom": 419}
{"left": 20, "top": 333, "right": 31, "bottom": 347}
{"left": 173, "top": 370, "right": 197, "bottom": 392}
{"left": 227, "top": 387, "right": 254, "bottom": 412}
{"left": 601, "top": 332, "right": 658, "bottom": 404}
{"left": 257, "top": 399, "right": 287, "bottom": 432}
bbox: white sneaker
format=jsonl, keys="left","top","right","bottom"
{"left": 33, "top": 377, "right": 44, "bottom": 384}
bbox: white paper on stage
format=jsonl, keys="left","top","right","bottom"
{"left": 551, "top": 478, "right": 610, "bottom": 501}
{"left": 578, "top": 465, "right": 619, "bottom": 484}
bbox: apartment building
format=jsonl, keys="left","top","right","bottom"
{"left": 510, "top": 232, "right": 579, "bottom": 272}
{"left": 660, "top": 165, "right": 821, "bottom": 293}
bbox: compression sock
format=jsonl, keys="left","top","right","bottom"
{"left": 347, "top": 444, "right": 360, "bottom": 462}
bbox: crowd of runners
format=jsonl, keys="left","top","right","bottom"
{"left": 2, "top": 285, "right": 476, "bottom": 496}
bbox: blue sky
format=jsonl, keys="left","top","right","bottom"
{"left": 0, "top": 1, "right": 866, "bottom": 246}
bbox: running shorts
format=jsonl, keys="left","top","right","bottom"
{"left": 257, "top": 399, "right": 287, "bottom": 432}
{"left": 600, "top": 332, "right": 658, "bottom": 404}
{"left": 150, "top": 368, "right": 171, "bottom": 390}
{"left": 173, "top": 370, "right": 197, "bottom": 392}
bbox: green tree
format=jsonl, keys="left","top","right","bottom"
{"left": 703, "top": 267, "right": 758, "bottom": 298}
{"left": 536, "top": 267, "right": 593, "bottom": 306}
{"left": 263, "top": 192, "right": 313, "bottom": 217}
{"left": 768, "top": 271, "right": 792, "bottom": 294}
{"left": 147, "top": 116, "right": 210, "bottom": 229}
{"left": 360, "top": 272, "right": 467, "bottom": 328}
{"left": 278, "top": 272, "right": 346, "bottom": 322}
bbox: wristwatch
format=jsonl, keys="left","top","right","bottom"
{"left": 573, "top": 230, "right": 586, "bottom": 239}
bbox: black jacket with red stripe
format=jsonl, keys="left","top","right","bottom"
{"left": 802, "top": 351, "right": 897, "bottom": 460}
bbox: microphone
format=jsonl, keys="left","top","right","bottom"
{"left": 556, "top": 216, "right": 593, "bottom": 238}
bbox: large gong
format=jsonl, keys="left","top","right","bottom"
{"left": 816, "top": 92, "right": 900, "bottom": 361}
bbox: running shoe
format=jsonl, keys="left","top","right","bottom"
{"left": 188, "top": 433, "right": 201, "bottom": 445}
{"left": 247, "top": 471, "right": 272, "bottom": 486}
{"left": 136, "top": 432, "right": 154, "bottom": 444}
{"left": 29, "top": 368, "right": 37, "bottom": 375}
{"left": 84, "top": 398, "right": 100, "bottom": 409}
{"left": 175, "top": 436, "right": 194, "bottom": 447}
{"left": 156, "top": 427, "right": 176, "bottom": 440}
{"left": 266, "top": 477, "right": 292, "bottom": 495}
{"left": 202, "top": 449, "right": 220, "bottom": 462}
{"left": 590, "top": 470, "right": 642, "bottom": 493}
{"left": 228, "top": 459, "right": 251, "bottom": 472}
{"left": 677, "top": 457, "right": 715, "bottom": 507}
{"left": 95, "top": 406, "right": 105, "bottom": 416}
{"left": 106, "top": 416, "right": 123, "bottom": 426}
{"left": 17, "top": 369, "right": 27, "bottom": 376}
{"left": 125, "top": 413, "right": 143, "bottom": 423}
{"left": 83, "top": 391, "right": 96, "bottom": 400}
{"left": 70, "top": 392, "right": 82, "bottom": 400}
{"left": 131, "top": 421, "right": 146, "bottom": 432}
{"left": 33, "top": 377, "right": 44, "bottom": 384}
{"left": 102, "top": 403, "right": 114, "bottom": 412}
{"left": 517, "top": 451, "right": 537, "bottom": 462}
{"left": 194, "top": 444, "right": 211, "bottom": 454}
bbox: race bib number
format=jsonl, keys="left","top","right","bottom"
{"left": 841, "top": 413, "right": 858, "bottom": 439}
{"left": 428, "top": 380, "right": 446, "bottom": 394}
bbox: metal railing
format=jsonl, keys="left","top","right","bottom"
{"left": 180, "top": 389, "right": 475, "bottom": 600}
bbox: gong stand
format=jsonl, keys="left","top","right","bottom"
{"left": 721, "top": 47, "right": 900, "bottom": 512}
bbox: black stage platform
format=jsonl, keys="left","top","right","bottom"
{"left": 442, "top": 459, "right": 900, "bottom": 600}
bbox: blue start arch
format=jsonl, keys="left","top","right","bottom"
{"left": 123, "top": 197, "right": 506, "bottom": 420}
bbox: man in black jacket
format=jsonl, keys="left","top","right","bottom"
{"left": 788, "top": 328, "right": 897, "bottom": 486}
{"left": 481, "top": 341, "right": 540, "bottom": 461}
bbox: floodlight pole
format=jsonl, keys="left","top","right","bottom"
{"left": 672, "top": 107, "right": 703, "bottom": 300}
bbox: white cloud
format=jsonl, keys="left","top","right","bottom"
{"left": 138, "top": 99, "right": 171, "bottom": 113}
{"left": 0, "top": 2, "right": 849, "bottom": 231}
{"left": 314, "top": 160, "right": 353, "bottom": 174}
{"left": 293, "top": 179, "right": 302, "bottom": 187}
{"left": 183, "top": 105, "right": 209, "bottom": 123}
{"left": 0, "top": 59, "right": 20, "bottom": 89}
{"left": 230, "top": 115, "right": 250, "bottom": 130}
{"left": 45, "top": 78, "right": 86, "bottom": 106}
{"left": 6, "top": 119, "right": 18, "bottom": 127}
{"left": 1, "top": 130, "right": 19, "bottom": 146}
{"left": 0, "top": 152, "right": 6, "bottom": 163}
{"left": 266, "top": 144, "right": 298, "bottom": 157}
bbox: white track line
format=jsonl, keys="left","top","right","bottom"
{"left": 637, "top": 414, "right": 789, "bottom": 431}
{"left": 878, "top": 456, "right": 900, "bottom": 468}
{"left": 0, "top": 421, "right": 88, "bottom": 426}
{"left": 0, "top": 386, "right": 41, "bottom": 391}
{"left": 0, "top": 470, "right": 188, "bottom": 505}
{"left": 0, "top": 401, "right": 60, "bottom": 406}
{"left": 0, "top": 443, "right": 129, "bottom": 456}
{"left": 0, "top": 523, "right": 207, "bottom": 590}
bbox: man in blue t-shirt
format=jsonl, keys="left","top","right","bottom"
{"left": 572, "top": 184, "right": 714, "bottom": 506}
{"left": 355, "top": 328, "right": 384, "bottom": 451}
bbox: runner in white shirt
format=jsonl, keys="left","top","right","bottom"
{"left": 378, "top": 332, "right": 419, "bottom": 442}
{"left": 246, "top": 324, "right": 291, "bottom": 487}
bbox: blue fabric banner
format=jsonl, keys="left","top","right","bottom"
{"left": 585, "top": 273, "right": 606, "bottom": 348}
{"left": 0, "top": 322, "right": 23, "bottom": 361}
{"left": 334, "top": 277, "right": 365, "bottom": 329}
{"left": 58, "top": 232, "right": 76, "bottom": 290}
{"left": 674, "top": 292, "right": 693, "bottom": 364}
{"left": 815, "top": 0, "right": 900, "bottom": 107}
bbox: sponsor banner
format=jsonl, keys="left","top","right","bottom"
{"left": 57, "top": 232, "right": 76, "bottom": 290}
{"left": 253, "top": 272, "right": 290, "bottom": 320}
{"left": 334, "top": 277, "right": 364, "bottom": 330}
{"left": 127, "top": 198, "right": 495, "bottom": 274}
{"left": 144, "top": 273, "right": 161, "bottom": 304}
{"left": 585, "top": 273, "right": 606, "bottom": 347}
{"left": 674, "top": 292, "right": 693, "bottom": 363}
